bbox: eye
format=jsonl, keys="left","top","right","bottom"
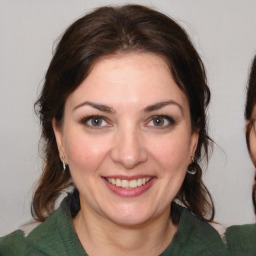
{"left": 81, "top": 116, "right": 110, "bottom": 127}
{"left": 147, "top": 115, "right": 175, "bottom": 127}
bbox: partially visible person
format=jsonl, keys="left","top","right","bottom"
{"left": 245, "top": 55, "right": 256, "bottom": 213}
{"left": 224, "top": 55, "right": 256, "bottom": 256}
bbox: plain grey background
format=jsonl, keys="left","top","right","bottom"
{"left": 1, "top": 0, "right": 256, "bottom": 236}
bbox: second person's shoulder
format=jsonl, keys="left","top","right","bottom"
{"left": 225, "top": 223, "right": 256, "bottom": 256}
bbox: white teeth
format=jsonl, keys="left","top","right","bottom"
{"left": 122, "top": 180, "right": 129, "bottom": 188}
{"left": 106, "top": 177, "right": 152, "bottom": 189}
{"left": 137, "top": 178, "right": 142, "bottom": 186}
{"left": 129, "top": 180, "right": 137, "bottom": 188}
{"left": 116, "top": 179, "right": 121, "bottom": 187}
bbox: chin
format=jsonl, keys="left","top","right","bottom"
{"left": 110, "top": 215, "right": 151, "bottom": 227}
{"left": 104, "top": 206, "right": 156, "bottom": 227}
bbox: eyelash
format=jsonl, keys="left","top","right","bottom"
{"left": 146, "top": 115, "right": 176, "bottom": 128}
{"left": 80, "top": 115, "right": 176, "bottom": 128}
{"left": 80, "top": 115, "right": 110, "bottom": 128}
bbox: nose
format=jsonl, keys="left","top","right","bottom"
{"left": 110, "top": 126, "right": 148, "bottom": 169}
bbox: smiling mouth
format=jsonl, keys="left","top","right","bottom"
{"left": 105, "top": 177, "right": 153, "bottom": 189}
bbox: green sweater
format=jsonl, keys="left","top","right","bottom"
{"left": 0, "top": 199, "right": 255, "bottom": 255}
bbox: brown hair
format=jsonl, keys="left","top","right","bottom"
{"left": 33, "top": 4, "right": 214, "bottom": 222}
{"left": 245, "top": 55, "right": 256, "bottom": 214}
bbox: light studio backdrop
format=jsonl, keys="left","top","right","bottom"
{"left": 1, "top": 0, "right": 256, "bottom": 235}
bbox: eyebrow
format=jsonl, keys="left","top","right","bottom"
{"left": 73, "top": 100, "right": 183, "bottom": 115}
{"left": 73, "top": 101, "right": 115, "bottom": 113}
{"left": 144, "top": 100, "right": 184, "bottom": 116}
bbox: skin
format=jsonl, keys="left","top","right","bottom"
{"left": 53, "top": 52, "right": 198, "bottom": 255}
{"left": 248, "top": 105, "right": 256, "bottom": 208}
{"left": 248, "top": 105, "right": 256, "bottom": 166}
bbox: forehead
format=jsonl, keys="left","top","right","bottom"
{"left": 66, "top": 52, "right": 189, "bottom": 111}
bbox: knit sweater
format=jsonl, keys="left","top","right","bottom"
{"left": 0, "top": 199, "right": 255, "bottom": 255}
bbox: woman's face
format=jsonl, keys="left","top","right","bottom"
{"left": 248, "top": 105, "right": 256, "bottom": 165}
{"left": 53, "top": 52, "right": 198, "bottom": 226}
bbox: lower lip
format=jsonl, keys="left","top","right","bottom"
{"left": 103, "top": 178, "right": 156, "bottom": 197}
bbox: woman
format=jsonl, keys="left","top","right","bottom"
{"left": 0, "top": 5, "right": 229, "bottom": 255}
{"left": 245, "top": 55, "right": 256, "bottom": 213}
{"left": 223, "top": 56, "right": 256, "bottom": 256}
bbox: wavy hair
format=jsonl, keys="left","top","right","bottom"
{"left": 33, "top": 4, "right": 214, "bottom": 223}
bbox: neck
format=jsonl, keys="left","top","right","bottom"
{"left": 73, "top": 203, "right": 177, "bottom": 256}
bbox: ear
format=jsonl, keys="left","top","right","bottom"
{"left": 52, "top": 118, "right": 65, "bottom": 158}
{"left": 189, "top": 130, "right": 199, "bottom": 159}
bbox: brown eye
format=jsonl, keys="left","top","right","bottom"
{"left": 153, "top": 117, "right": 165, "bottom": 126}
{"left": 81, "top": 116, "right": 109, "bottom": 127}
{"left": 91, "top": 117, "right": 103, "bottom": 126}
{"left": 147, "top": 115, "right": 175, "bottom": 127}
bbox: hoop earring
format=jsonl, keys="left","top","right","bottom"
{"left": 61, "top": 155, "right": 66, "bottom": 171}
{"left": 187, "top": 156, "right": 196, "bottom": 175}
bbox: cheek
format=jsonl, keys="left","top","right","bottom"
{"left": 150, "top": 134, "right": 191, "bottom": 168}
{"left": 63, "top": 131, "right": 111, "bottom": 172}
{"left": 249, "top": 131, "right": 256, "bottom": 165}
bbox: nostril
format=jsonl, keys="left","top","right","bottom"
{"left": 110, "top": 147, "right": 148, "bottom": 169}
{"left": 110, "top": 130, "right": 148, "bottom": 168}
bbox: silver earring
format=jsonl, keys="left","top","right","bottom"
{"left": 187, "top": 156, "right": 196, "bottom": 175}
{"left": 61, "top": 155, "right": 66, "bottom": 171}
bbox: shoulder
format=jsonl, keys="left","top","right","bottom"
{"left": 182, "top": 209, "right": 227, "bottom": 245}
{"left": 1, "top": 198, "right": 86, "bottom": 256}
{"left": 0, "top": 205, "right": 67, "bottom": 256}
{"left": 225, "top": 223, "right": 256, "bottom": 256}
{"left": 163, "top": 207, "right": 229, "bottom": 256}
{"left": 0, "top": 230, "right": 27, "bottom": 256}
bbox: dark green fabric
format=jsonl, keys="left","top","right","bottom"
{"left": 160, "top": 209, "right": 228, "bottom": 256}
{"left": 0, "top": 230, "right": 27, "bottom": 256}
{"left": 0, "top": 200, "right": 86, "bottom": 256}
{"left": 0, "top": 198, "right": 250, "bottom": 256}
{"left": 225, "top": 224, "right": 256, "bottom": 256}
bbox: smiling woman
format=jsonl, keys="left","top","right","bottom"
{"left": 53, "top": 52, "right": 198, "bottom": 230}
{"left": 0, "top": 4, "right": 232, "bottom": 256}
